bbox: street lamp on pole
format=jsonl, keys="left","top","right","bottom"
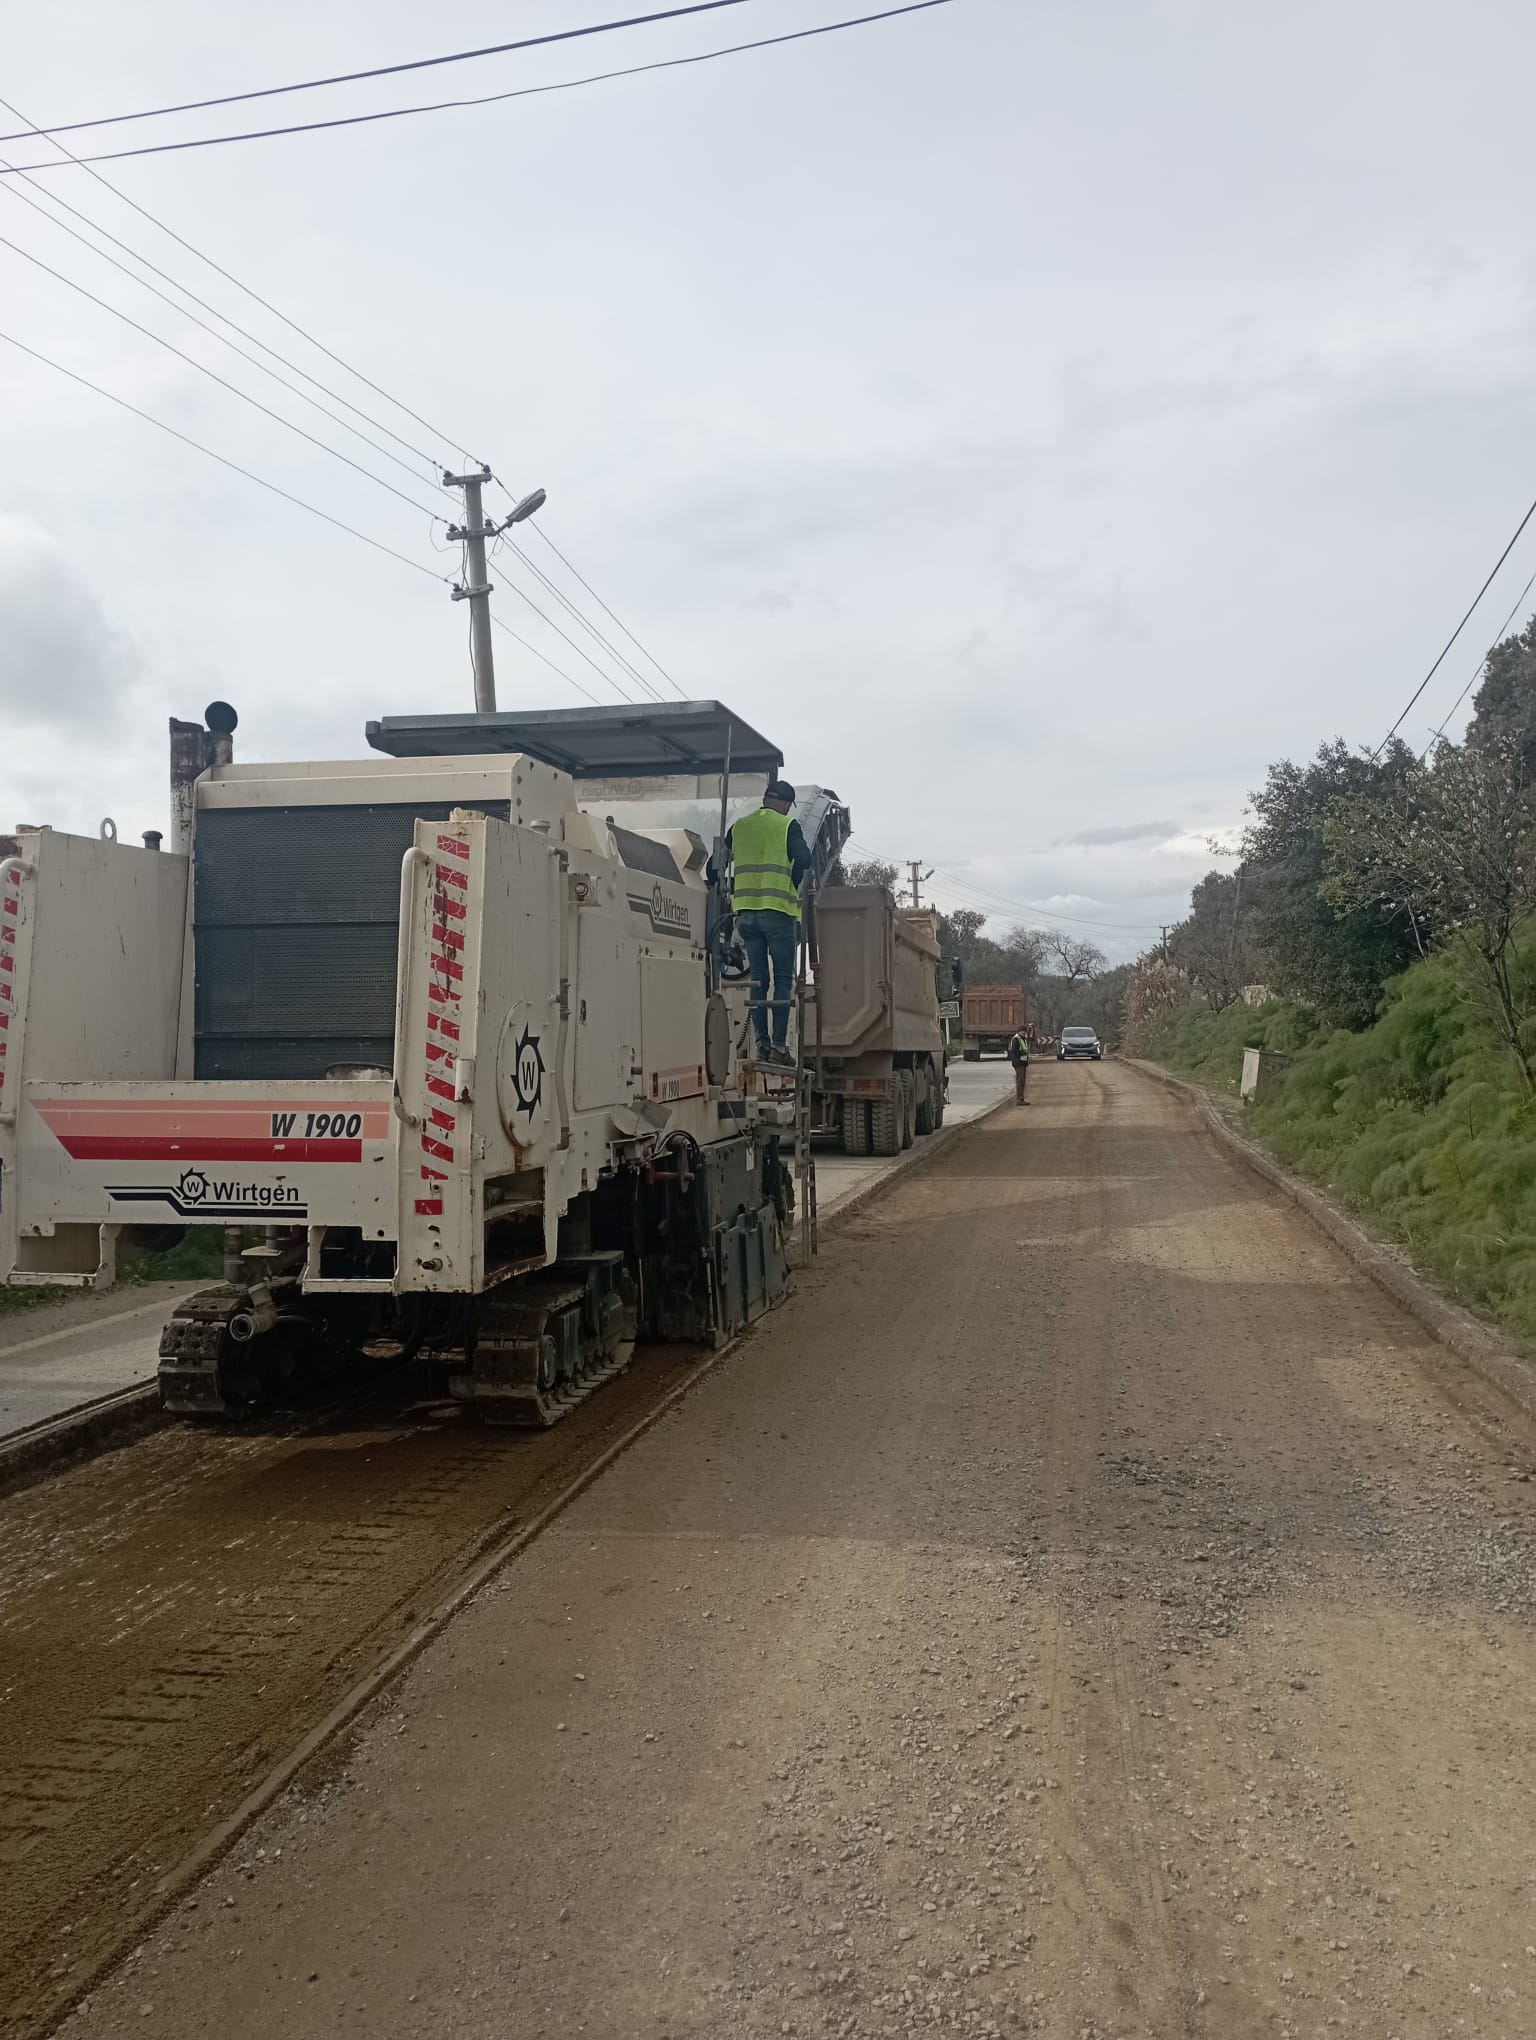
{"left": 444, "top": 469, "right": 548, "bottom": 713}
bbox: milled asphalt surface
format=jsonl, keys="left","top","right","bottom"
{"left": 54, "top": 1059, "right": 1536, "bottom": 2040}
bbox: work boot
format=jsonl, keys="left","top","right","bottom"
{"left": 766, "top": 1044, "right": 795, "bottom": 1068}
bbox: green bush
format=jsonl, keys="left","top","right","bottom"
{"left": 1147, "top": 997, "right": 1322, "bottom": 1092}
{"left": 118, "top": 1229, "right": 226, "bottom": 1285}
{"left": 1146, "top": 939, "right": 1536, "bottom": 1346}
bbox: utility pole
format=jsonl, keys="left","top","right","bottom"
{"left": 443, "top": 466, "right": 548, "bottom": 714}
{"left": 907, "top": 860, "right": 934, "bottom": 909}
{"left": 1160, "top": 925, "right": 1170, "bottom": 961}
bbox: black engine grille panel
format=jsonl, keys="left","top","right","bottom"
{"left": 194, "top": 801, "right": 508, "bottom": 1080}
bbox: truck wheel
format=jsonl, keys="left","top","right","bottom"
{"left": 913, "top": 1058, "right": 938, "bottom": 1136}
{"left": 842, "top": 1099, "right": 871, "bottom": 1155}
{"left": 869, "top": 1086, "right": 902, "bottom": 1157}
{"left": 962, "top": 1048, "right": 979, "bottom": 1062}
{"left": 898, "top": 1069, "right": 916, "bottom": 1149}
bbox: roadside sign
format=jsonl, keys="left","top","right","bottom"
{"left": 938, "top": 999, "right": 961, "bottom": 1019}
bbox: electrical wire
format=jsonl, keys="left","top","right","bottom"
{"left": 0, "top": 2, "right": 762, "bottom": 141}
{"left": 503, "top": 536, "right": 668, "bottom": 701}
{"left": 489, "top": 571, "right": 644, "bottom": 703}
{"left": 0, "top": 89, "right": 463, "bottom": 457}
{"left": 0, "top": 325, "right": 450, "bottom": 582}
{"left": 843, "top": 840, "right": 1160, "bottom": 934}
{"left": 1423, "top": 566, "right": 1536, "bottom": 755}
{"left": 0, "top": 164, "right": 445, "bottom": 489}
{"left": 0, "top": 97, "right": 687, "bottom": 709}
{"left": 489, "top": 613, "right": 606, "bottom": 707}
{"left": 521, "top": 517, "right": 689, "bottom": 700}
{"left": 1375, "top": 490, "right": 1536, "bottom": 755}
{"left": 0, "top": 227, "right": 445, "bottom": 519}
{"left": 0, "top": 327, "right": 614, "bottom": 713}
{"left": 0, "top": 3, "right": 958, "bottom": 173}
{"left": 919, "top": 859, "right": 1159, "bottom": 934}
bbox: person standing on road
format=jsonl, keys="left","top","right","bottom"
{"left": 712, "top": 780, "right": 811, "bottom": 1066}
{"left": 1008, "top": 1027, "right": 1031, "bottom": 1104}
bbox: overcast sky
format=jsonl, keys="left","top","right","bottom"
{"left": 4, "top": 0, "right": 1535, "bottom": 960}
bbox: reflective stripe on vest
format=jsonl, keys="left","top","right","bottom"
{"left": 730, "top": 806, "right": 800, "bottom": 921}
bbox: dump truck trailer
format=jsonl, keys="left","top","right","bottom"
{"left": 962, "top": 984, "right": 1027, "bottom": 1059}
{"left": 807, "top": 885, "right": 946, "bottom": 1156}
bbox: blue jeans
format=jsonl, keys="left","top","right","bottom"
{"left": 736, "top": 909, "right": 797, "bottom": 1048}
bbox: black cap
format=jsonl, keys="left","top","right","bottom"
{"left": 765, "top": 779, "right": 797, "bottom": 805}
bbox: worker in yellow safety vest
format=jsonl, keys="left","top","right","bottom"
{"left": 714, "top": 780, "right": 811, "bottom": 1066}
{"left": 1008, "top": 1028, "right": 1031, "bottom": 1105}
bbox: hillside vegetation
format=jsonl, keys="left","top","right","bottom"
{"left": 1147, "top": 936, "right": 1536, "bottom": 1345}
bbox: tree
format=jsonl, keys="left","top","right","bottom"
{"left": 1243, "top": 738, "right": 1423, "bottom": 1028}
{"left": 1468, "top": 610, "right": 1536, "bottom": 767}
{"left": 1167, "top": 869, "right": 1265, "bottom": 1012}
{"left": 1041, "top": 931, "right": 1105, "bottom": 984}
{"left": 935, "top": 910, "right": 1039, "bottom": 987}
{"left": 1324, "top": 726, "right": 1536, "bottom": 1091}
{"left": 831, "top": 855, "right": 900, "bottom": 891}
{"left": 1121, "top": 955, "right": 1189, "bottom": 1054}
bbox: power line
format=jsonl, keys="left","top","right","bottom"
{"left": 919, "top": 857, "right": 1158, "bottom": 933}
{"left": 0, "top": 89, "right": 465, "bottom": 459}
{"left": 0, "top": 227, "right": 444, "bottom": 520}
{"left": 0, "top": 327, "right": 616, "bottom": 713}
{"left": 1424, "top": 565, "right": 1536, "bottom": 754}
{"left": 0, "top": 2, "right": 958, "bottom": 173}
{"left": 0, "top": 2, "right": 761, "bottom": 142}
{"left": 844, "top": 840, "right": 1158, "bottom": 934}
{"left": 0, "top": 90, "right": 687, "bottom": 708}
{"left": 1375, "top": 490, "right": 1536, "bottom": 755}
{"left": 489, "top": 614, "right": 606, "bottom": 707}
{"left": 0, "top": 167, "right": 445, "bottom": 490}
{"left": 489, "top": 571, "right": 643, "bottom": 703}
{"left": 522, "top": 520, "right": 689, "bottom": 700}
{"left": 0, "top": 325, "right": 450, "bottom": 582}
{"left": 502, "top": 535, "right": 667, "bottom": 701}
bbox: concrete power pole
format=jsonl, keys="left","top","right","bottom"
{"left": 444, "top": 466, "right": 548, "bottom": 714}
{"left": 907, "top": 861, "right": 934, "bottom": 909}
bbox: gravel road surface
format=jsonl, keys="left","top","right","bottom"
{"left": 55, "top": 1061, "right": 1536, "bottom": 2039}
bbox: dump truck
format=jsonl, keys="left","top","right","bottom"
{"left": 0, "top": 699, "right": 806, "bottom": 1425}
{"left": 807, "top": 886, "right": 947, "bottom": 1156}
{"left": 961, "top": 983, "right": 1027, "bottom": 1059}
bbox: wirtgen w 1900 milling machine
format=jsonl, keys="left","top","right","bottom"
{"left": 0, "top": 701, "right": 806, "bottom": 1424}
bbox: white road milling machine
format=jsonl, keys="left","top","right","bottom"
{"left": 0, "top": 701, "right": 834, "bottom": 1423}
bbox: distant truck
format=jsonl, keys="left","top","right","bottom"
{"left": 961, "top": 984, "right": 1027, "bottom": 1060}
{"left": 809, "top": 886, "right": 946, "bottom": 1157}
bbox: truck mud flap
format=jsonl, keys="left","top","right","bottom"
{"left": 712, "top": 1205, "right": 788, "bottom": 1340}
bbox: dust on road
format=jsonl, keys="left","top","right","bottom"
{"left": 57, "top": 1062, "right": 1536, "bottom": 2038}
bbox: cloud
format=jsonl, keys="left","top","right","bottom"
{"left": 1057, "top": 820, "right": 1179, "bottom": 847}
{"left": 0, "top": 516, "right": 137, "bottom": 734}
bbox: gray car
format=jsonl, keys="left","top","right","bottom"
{"left": 1057, "top": 1026, "right": 1102, "bottom": 1061}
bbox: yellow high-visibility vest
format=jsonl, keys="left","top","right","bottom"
{"left": 730, "top": 806, "right": 800, "bottom": 921}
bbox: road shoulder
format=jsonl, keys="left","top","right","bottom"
{"left": 1130, "top": 1056, "right": 1536, "bottom": 1422}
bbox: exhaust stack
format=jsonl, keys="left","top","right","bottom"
{"left": 168, "top": 701, "right": 238, "bottom": 855}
